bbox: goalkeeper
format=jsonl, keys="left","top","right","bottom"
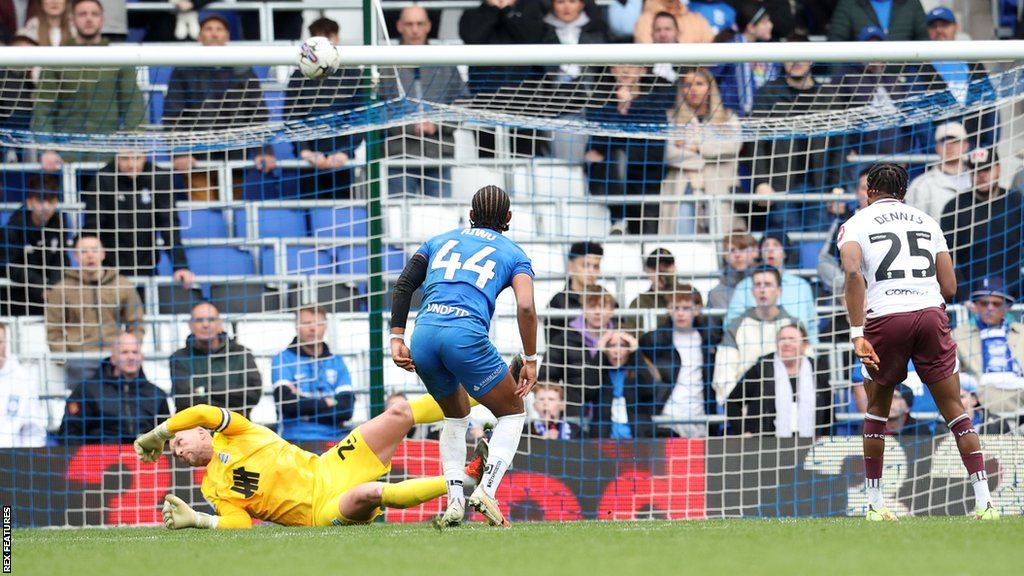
{"left": 134, "top": 395, "right": 485, "bottom": 529}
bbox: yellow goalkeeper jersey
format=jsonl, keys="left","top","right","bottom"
{"left": 165, "top": 405, "right": 318, "bottom": 528}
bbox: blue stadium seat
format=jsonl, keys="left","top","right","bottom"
{"left": 261, "top": 246, "right": 334, "bottom": 275}
{"left": 799, "top": 241, "right": 824, "bottom": 270}
{"left": 234, "top": 208, "right": 308, "bottom": 239}
{"left": 148, "top": 66, "right": 174, "bottom": 124}
{"left": 310, "top": 207, "right": 369, "bottom": 237}
{"left": 0, "top": 211, "right": 11, "bottom": 227}
{"left": 186, "top": 247, "right": 255, "bottom": 276}
{"left": 334, "top": 245, "right": 406, "bottom": 275}
{"left": 179, "top": 209, "right": 229, "bottom": 240}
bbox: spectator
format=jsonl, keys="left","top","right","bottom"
{"left": 272, "top": 306, "right": 355, "bottom": 441}
{"left": 596, "top": 329, "right": 642, "bottom": 437}
{"left": 539, "top": 0, "right": 608, "bottom": 162}
{"left": 827, "top": 0, "right": 928, "bottom": 41}
{"left": 623, "top": 249, "right": 683, "bottom": 330}
{"left": 750, "top": 38, "right": 843, "bottom": 231}
{"left": 726, "top": 323, "right": 831, "bottom": 437}
{"left": 542, "top": 286, "right": 620, "bottom": 423}
{"left": 941, "top": 148, "right": 1024, "bottom": 301}
{"left": 279, "top": 17, "right": 366, "bottom": 200}
{"left": 16, "top": 0, "right": 74, "bottom": 45}
{"left": 1, "top": 174, "right": 69, "bottom": 316}
{"left": 0, "top": 322, "right": 47, "bottom": 447}
{"left": 46, "top": 234, "right": 144, "bottom": 386}
{"left": 712, "top": 265, "right": 798, "bottom": 402}
{"left": 818, "top": 168, "right": 870, "bottom": 292}
{"left": 0, "top": 0, "right": 34, "bottom": 41}
{"left": 708, "top": 233, "right": 757, "bottom": 310}
{"left": 915, "top": 8, "right": 998, "bottom": 149}
{"left": 649, "top": 12, "right": 680, "bottom": 84}
{"left": 886, "top": 383, "right": 931, "bottom": 435}
{"left": 459, "top": 0, "right": 548, "bottom": 157}
{"left": 32, "top": 0, "right": 144, "bottom": 170}
{"left": 549, "top": 240, "right": 603, "bottom": 310}
{"left": 637, "top": 288, "right": 721, "bottom": 437}
{"left": 661, "top": 66, "right": 743, "bottom": 235}
{"left": 164, "top": 14, "right": 271, "bottom": 201}
{"left": 632, "top": 0, "right": 714, "bottom": 43}
{"left": 58, "top": 332, "right": 170, "bottom": 444}
{"left": 724, "top": 231, "right": 818, "bottom": 343}
{"left": 688, "top": 0, "right": 735, "bottom": 35}
{"left": 903, "top": 122, "right": 972, "bottom": 222}
{"left": 379, "top": 7, "right": 467, "bottom": 198}
{"left": 606, "top": 0, "right": 642, "bottom": 40}
{"left": 959, "top": 380, "right": 1010, "bottom": 435}
{"left": 0, "top": 34, "right": 37, "bottom": 144}
{"left": 525, "top": 382, "right": 576, "bottom": 439}
{"left": 712, "top": 2, "right": 779, "bottom": 116}
{"left": 80, "top": 151, "right": 194, "bottom": 288}
{"left": 952, "top": 276, "right": 1024, "bottom": 416}
{"left": 170, "top": 301, "right": 262, "bottom": 417}
{"left": 585, "top": 65, "right": 674, "bottom": 234}
{"left": 127, "top": 0, "right": 217, "bottom": 42}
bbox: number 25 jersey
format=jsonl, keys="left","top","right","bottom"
{"left": 837, "top": 198, "right": 949, "bottom": 318}
{"left": 415, "top": 228, "right": 534, "bottom": 333}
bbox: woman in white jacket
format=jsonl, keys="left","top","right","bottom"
{"left": 0, "top": 324, "right": 47, "bottom": 447}
{"left": 661, "top": 67, "right": 744, "bottom": 235}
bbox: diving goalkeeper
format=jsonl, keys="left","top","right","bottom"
{"left": 134, "top": 396, "right": 485, "bottom": 529}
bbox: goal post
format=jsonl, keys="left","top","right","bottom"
{"left": 0, "top": 34, "right": 1022, "bottom": 526}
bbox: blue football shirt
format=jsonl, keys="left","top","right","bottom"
{"left": 415, "top": 227, "right": 534, "bottom": 332}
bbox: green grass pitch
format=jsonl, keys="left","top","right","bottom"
{"left": 14, "top": 518, "right": 1024, "bottom": 576}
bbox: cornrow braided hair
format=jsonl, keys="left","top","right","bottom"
{"left": 470, "top": 185, "right": 511, "bottom": 232}
{"left": 867, "top": 162, "right": 909, "bottom": 201}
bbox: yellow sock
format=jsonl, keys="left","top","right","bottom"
{"left": 380, "top": 476, "right": 447, "bottom": 509}
{"left": 408, "top": 394, "right": 479, "bottom": 424}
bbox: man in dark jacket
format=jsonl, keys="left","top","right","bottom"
{"left": 941, "top": 148, "right": 1024, "bottom": 302}
{"left": 170, "top": 301, "right": 262, "bottom": 417}
{"left": 59, "top": 333, "right": 171, "bottom": 444}
{"left": 271, "top": 18, "right": 367, "bottom": 200}
{"left": 81, "top": 151, "right": 193, "bottom": 285}
{"left": 636, "top": 289, "right": 721, "bottom": 437}
{"left": 0, "top": 176, "right": 68, "bottom": 315}
{"left": 827, "top": 0, "right": 928, "bottom": 41}
{"left": 164, "top": 15, "right": 272, "bottom": 200}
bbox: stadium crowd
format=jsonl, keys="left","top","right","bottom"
{"left": 0, "top": 0, "right": 1023, "bottom": 446}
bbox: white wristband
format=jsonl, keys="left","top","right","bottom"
{"left": 849, "top": 326, "right": 865, "bottom": 340}
{"left": 522, "top": 353, "right": 539, "bottom": 362}
{"left": 389, "top": 333, "right": 405, "bottom": 341}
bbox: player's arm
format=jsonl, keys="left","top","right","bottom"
{"left": 134, "top": 405, "right": 251, "bottom": 462}
{"left": 840, "top": 242, "right": 879, "bottom": 371}
{"left": 390, "top": 253, "right": 428, "bottom": 371}
{"left": 511, "top": 273, "right": 539, "bottom": 397}
{"left": 935, "top": 251, "right": 957, "bottom": 302}
{"left": 162, "top": 494, "right": 253, "bottom": 530}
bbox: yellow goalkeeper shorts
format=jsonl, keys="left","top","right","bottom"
{"left": 311, "top": 427, "right": 391, "bottom": 526}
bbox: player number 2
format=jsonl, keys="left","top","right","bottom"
{"left": 432, "top": 240, "right": 497, "bottom": 288}
{"left": 868, "top": 230, "right": 936, "bottom": 281}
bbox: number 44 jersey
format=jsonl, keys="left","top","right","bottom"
{"left": 837, "top": 198, "right": 949, "bottom": 318}
{"left": 415, "top": 227, "right": 535, "bottom": 333}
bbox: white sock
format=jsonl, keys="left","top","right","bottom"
{"left": 970, "top": 470, "right": 992, "bottom": 510}
{"left": 866, "top": 484, "right": 885, "bottom": 510}
{"left": 440, "top": 416, "right": 470, "bottom": 505}
{"left": 480, "top": 412, "right": 526, "bottom": 498}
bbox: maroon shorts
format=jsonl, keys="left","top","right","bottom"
{"left": 863, "top": 306, "right": 958, "bottom": 386}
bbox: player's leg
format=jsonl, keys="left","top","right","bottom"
{"left": 862, "top": 377, "right": 897, "bottom": 521}
{"left": 432, "top": 386, "right": 474, "bottom": 526}
{"left": 926, "top": 372, "right": 997, "bottom": 518}
{"left": 355, "top": 392, "right": 478, "bottom": 469}
{"left": 469, "top": 370, "right": 526, "bottom": 527}
{"left": 914, "top": 306, "right": 998, "bottom": 519}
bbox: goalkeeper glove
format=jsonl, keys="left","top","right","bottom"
{"left": 162, "top": 494, "right": 218, "bottom": 530}
{"left": 134, "top": 422, "right": 173, "bottom": 462}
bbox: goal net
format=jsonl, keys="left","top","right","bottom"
{"left": 0, "top": 31, "right": 1023, "bottom": 526}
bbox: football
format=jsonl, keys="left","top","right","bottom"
{"left": 297, "top": 36, "right": 340, "bottom": 80}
